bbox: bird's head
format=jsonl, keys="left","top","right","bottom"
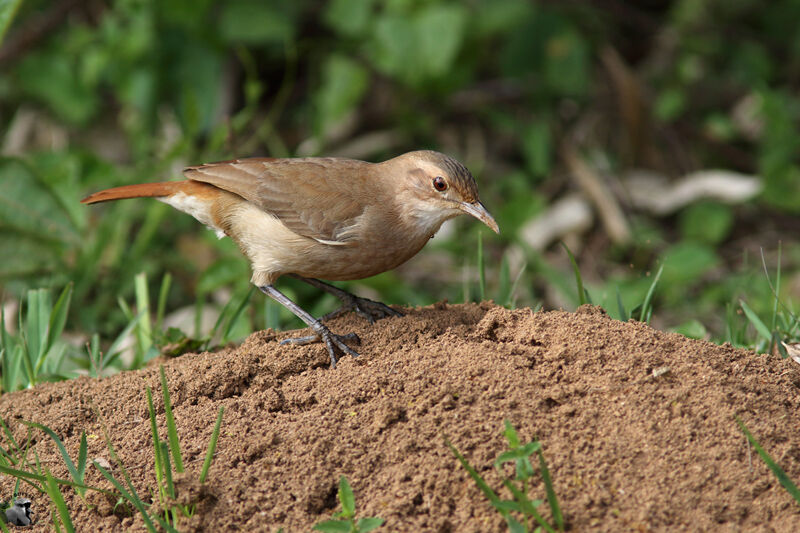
{"left": 388, "top": 150, "right": 499, "bottom": 235}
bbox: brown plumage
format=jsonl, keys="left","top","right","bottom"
{"left": 82, "top": 150, "right": 498, "bottom": 366}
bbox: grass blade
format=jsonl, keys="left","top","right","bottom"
{"left": 502, "top": 478, "right": 555, "bottom": 533}
{"left": 44, "top": 468, "right": 75, "bottom": 533}
{"left": 45, "top": 284, "right": 73, "bottom": 358}
{"left": 160, "top": 440, "right": 175, "bottom": 499}
{"left": 538, "top": 448, "right": 563, "bottom": 531}
{"left": 0, "top": 0, "right": 24, "bottom": 44}
{"left": 737, "top": 417, "right": 800, "bottom": 505}
{"left": 616, "top": 287, "right": 628, "bottom": 322}
{"left": 560, "top": 242, "right": 589, "bottom": 306}
{"left": 740, "top": 299, "right": 772, "bottom": 344}
{"left": 24, "top": 422, "right": 85, "bottom": 496}
{"left": 155, "top": 272, "right": 172, "bottom": 335}
{"left": 93, "top": 461, "right": 160, "bottom": 533}
{"left": 159, "top": 366, "right": 184, "bottom": 473}
{"left": 199, "top": 406, "right": 224, "bottom": 484}
{"left": 638, "top": 264, "right": 663, "bottom": 324}
{"left": 0, "top": 462, "right": 109, "bottom": 495}
{"left": 146, "top": 386, "right": 165, "bottom": 501}
{"left": 222, "top": 287, "right": 254, "bottom": 342}
{"left": 444, "top": 436, "right": 504, "bottom": 510}
{"left": 134, "top": 272, "right": 153, "bottom": 367}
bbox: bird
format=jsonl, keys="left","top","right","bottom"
{"left": 4, "top": 497, "right": 32, "bottom": 526}
{"left": 82, "top": 150, "right": 499, "bottom": 366}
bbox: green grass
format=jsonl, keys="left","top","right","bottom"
{"left": 446, "top": 421, "right": 564, "bottom": 533}
{"left": 312, "top": 476, "right": 385, "bottom": 533}
{"left": 0, "top": 365, "right": 224, "bottom": 531}
{"left": 737, "top": 417, "right": 800, "bottom": 506}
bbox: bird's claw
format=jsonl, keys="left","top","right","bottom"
{"left": 322, "top": 294, "right": 403, "bottom": 324}
{"left": 280, "top": 327, "right": 360, "bottom": 367}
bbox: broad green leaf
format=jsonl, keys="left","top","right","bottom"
{"left": 324, "top": 0, "right": 376, "bottom": 37}
{"left": 679, "top": 203, "right": 733, "bottom": 245}
{"left": 315, "top": 55, "right": 369, "bottom": 134}
{"left": 312, "top": 520, "right": 351, "bottom": 532}
{"left": 338, "top": 476, "right": 356, "bottom": 517}
{"left": 45, "top": 284, "right": 73, "bottom": 358}
{"left": 740, "top": 299, "right": 772, "bottom": 343}
{"left": 415, "top": 4, "right": 467, "bottom": 76}
{"left": 220, "top": 0, "right": 293, "bottom": 44}
{"left": 522, "top": 120, "right": 552, "bottom": 178}
{"left": 672, "top": 320, "right": 707, "bottom": 339}
{"left": 0, "top": 0, "right": 23, "bottom": 43}
{"left": 356, "top": 517, "right": 385, "bottom": 532}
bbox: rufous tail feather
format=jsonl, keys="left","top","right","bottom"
{"left": 81, "top": 181, "right": 214, "bottom": 204}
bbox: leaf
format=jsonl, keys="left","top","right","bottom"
{"left": 45, "top": 284, "right": 73, "bottom": 360}
{"left": 737, "top": 417, "right": 800, "bottom": 505}
{"left": 503, "top": 420, "right": 521, "bottom": 449}
{"left": 415, "top": 3, "right": 467, "bottom": 76}
{"left": 506, "top": 516, "right": 528, "bottom": 533}
{"left": 638, "top": 264, "right": 664, "bottom": 324}
{"left": 679, "top": 202, "right": 733, "bottom": 244}
{"left": 24, "top": 422, "right": 85, "bottom": 497}
{"left": 495, "top": 442, "right": 541, "bottom": 467}
{"left": 338, "top": 476, "right": 356, "bottom": 517}
{"left": 356, "top": 517, "right": 385, "bottom": 532}
{"left": 538, "top": 448, "right": 564, "bottom": 531}
{"left": 160, "top": 366, "right": 184, "bottom": 473}
{"left": 324, "top": 0, "right": 376, "bottom": 37}
{"left": 315, "top": 55, "right": 369, "bottom": 135}
{"left": 671, "top": 320, "right": 707, "bottom": 339}
{"left": 219, "top": 0, "right": 294, "bottom": 44}
{"left": 740, "top": 299, "right": 772, "bottom": 344}
{"left": 199, "top": 406, "right": 224, "bottom": 484}
{"left": 44, "top": 468, "right": 75, "bottom": 533}
{"left": 312, "top": 520, "right": 351, "bottom": 532}
{"left": 560, "top": 242, "right": 590, "bottom": 306}
{"left": 0, "top": 0, "right": 23, "bottom": 43}
{"left": 444, "top": 436, "right": 505, "bottom": 514}
{"left": 522, "top": 119, "right": 552, "bottom": 178}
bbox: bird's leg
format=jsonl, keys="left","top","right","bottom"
{"left": 258, "top": 284, "right": 359, "bottom": 367}
{"left": 288, "top": 274, "right": 403, "bottom": 324}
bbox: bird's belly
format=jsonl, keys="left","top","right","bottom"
{"left": 295, "top": 239, "right": 428, "bottom": 281}
{"left": 228, "top": 202, "right": 430, "bottom": 285}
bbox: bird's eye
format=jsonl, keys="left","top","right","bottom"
{"left": 432, "top": 176, "right": 448, "bottom": 192}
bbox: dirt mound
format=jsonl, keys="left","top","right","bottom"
{"left": 1, "top": 303, "right": 799, "bottom": 531}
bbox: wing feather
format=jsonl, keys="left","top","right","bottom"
{"left": 183, "top": 157, "right": 372, "bottom": 243}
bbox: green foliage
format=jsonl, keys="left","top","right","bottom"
{"left": 24, "top": 422, "right": 88, "bottom": 498}
{"left": 0, "top": 0, "right": 798, "bottom": 371}
{"left": 143, "top": 366, "right": 224, "bottom": 527}
{"left": 0, "top": 285, "right": 73, "bottom": 390}
{"left": 446, "top": 421, "right": 564, "bottom": 533}
{"left": 736, "top": 417, "right": 800, "bottom": 506}
{"left": 313, "top": 476, "right": 384, "bottom": 533}
{"left": 0, "top": 367, "right": 224, "bottom": 530}
{"left": 0, "top": 0, "right": 22, "bottom": 43}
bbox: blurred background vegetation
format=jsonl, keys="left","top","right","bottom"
{"left": 1, "top": 0, "right": 799, "bottom": 384}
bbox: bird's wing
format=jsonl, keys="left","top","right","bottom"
{"left": 183, "top": 157, "right": 370, "bottom": 244}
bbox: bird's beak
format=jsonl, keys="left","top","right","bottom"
{"left": 459, "top": 201, "right": 500, "bottom": 234}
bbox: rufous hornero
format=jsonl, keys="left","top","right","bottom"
{"left": 82, "top": 150, "right": 499, "bottom": 366}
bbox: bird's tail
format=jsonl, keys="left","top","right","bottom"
{"left": 81, "top": 181, "right": 207, "bottom": 204}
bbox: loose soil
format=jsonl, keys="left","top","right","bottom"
{"left": 1, "top": 303, "right": 799, "bottom": 532}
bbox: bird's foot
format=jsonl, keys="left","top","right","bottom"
{"left": 322, "top": 294, "right": 403, "bottom": 324}
{"left": 280, "top": 323, "right": 360, "bottom": 367}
